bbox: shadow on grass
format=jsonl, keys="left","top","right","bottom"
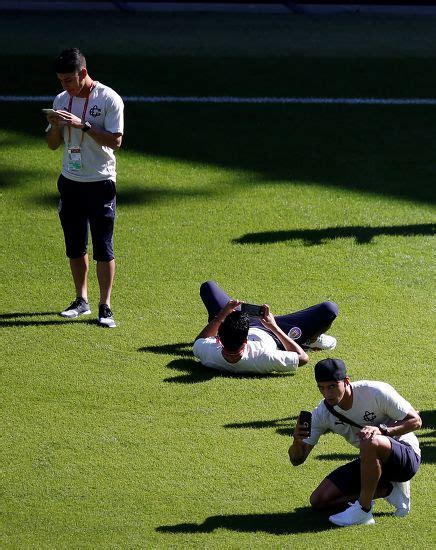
{"left": 225, "top": 416, "right": 297, "bottom": 437}
{"left": 234, "top": 223, "right": 435, "bottom": 246}
{"left": 138, "top": 343, "right": 215, "bottom": 382}
{"left": 33, "top": 186, "right": 214, "bottom": 208}
{"left": 164, "top": 358, "right": 216, "bottom": 383}
{"left": 0, "top": 311, "right": 64, "bottom": 328}
{"left": 418, "top": 410, "right": 436, "bottom": 464}
{"left": 138, "top": 341, "right": 193, "bottom": 358}
{"left": 0, "top": 167, "right": 46, "bottom": 189}
{"left": 138, "top": 342, "right": 291, "bottom": 383}
{"left": 4, "top": 97, "right": 436, "bottom": 206}
{"left": 156, "top": 506, "right": 335, "bottom": 535}
{"left": 0, "top": 311, "right": 102, "bottom": 328}
{"left": 315, "top": 452, "right": 358, "bottom": 461}
{"left": 163, "top": 357, "right": 292, "bottom": 383}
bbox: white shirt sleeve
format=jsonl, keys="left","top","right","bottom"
{"left": 192, "top": 337, "right": 213, "bottom": 360}
{"left": 104, "top": 92, "right": 124, "bottom": 134}
{"left": 258, "top": 349, "right": 299, "bottom": 373}
{"left": 374, "top": 382, "right": 413, "bottom": 421}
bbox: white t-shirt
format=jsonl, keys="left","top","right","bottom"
{"left": 192, "top": 327, "right": 300, "bottom": 374}
{"left": 53, "top": 82, "right": 124, "bottom": 182}
{"left": 304, "top": 380, "right": 420, "bottom": 457}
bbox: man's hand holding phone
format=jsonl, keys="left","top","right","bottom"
{"left": 293, "top": 410, "right": 312, "bottom": 443}
{"left": 42, "top": 108, "right": 62, "bottom": 127}
{"left": 241, "top": 303, "right": 264, "bottom": 317}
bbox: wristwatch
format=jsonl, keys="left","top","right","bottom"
{"left": 81, "top": 121, "right": 92, "bottom": 132}
{"left": 379, "top": 424, "right": 389, "bottom": 436}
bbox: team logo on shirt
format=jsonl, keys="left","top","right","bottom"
{"left": 89, "top": 105, "right": 102, "bottom": 118}
{"left": 363, "top": 411, "right": 377, "bottom": 422}
{"left": 288, "top": 327, "right": 302, "bottom": 339}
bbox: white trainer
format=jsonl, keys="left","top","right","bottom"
{"left": 60, "top": 297, "right": 91, "bottom": 318}
{"left": 98, "top": 304, "right": 116, "bottom": 328}
{"left": 385, "top": 480, "right": 411, "bottom": 517}
{"left": 305, "top": 333, "right": 337, "bottom": 351}
{"left": 329, "top": 501, "right": 375, "bottom": 527}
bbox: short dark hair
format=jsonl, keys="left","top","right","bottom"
{"left": 218, "top": 311, "right": 249, "bottom": 351}
{"left": 54, "top": 48, "right": 86, "bottom": 74}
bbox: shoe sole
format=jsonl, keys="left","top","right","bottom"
{"left": 329, "top": 517, "right": 375, "bottom": 526}
{"left": 98, "top": 319, "right": 116, "bottom": 328}
{"left": 60, "top": 310, "right": 92, "bottom": 318}
{"left": 393, "top": 508, "right": 410, "bottom": 517}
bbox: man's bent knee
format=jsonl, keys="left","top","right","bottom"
{"left": 309, "top": 480, "right": 340, "bottom": 509}
{"left": 359, "top": 435, "right": 392, "bottom": 461}
{"left": 322, "top": 301, "right": 339, "bottom": 318}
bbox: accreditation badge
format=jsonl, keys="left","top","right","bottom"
{"left": 68, "top": 147, "right": 82, "bottom": 171}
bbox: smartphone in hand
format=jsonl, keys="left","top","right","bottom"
{"left": 42, "top": 108, "right": 59, "bottom": 115}
{"left": 241, "top": 303, "right": 264, "bottom": 317}
{"left": 298, "top": 410, "right": 312, "bottom": 436}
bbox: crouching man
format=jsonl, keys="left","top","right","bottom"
{"left": 288, "top": 358, "right": 421, "bottom": 527}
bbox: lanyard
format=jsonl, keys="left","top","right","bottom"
{"left": 66, "top": 81, "right": 96, "bottom": 146}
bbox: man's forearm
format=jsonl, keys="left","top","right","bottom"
{"left": 385, "top": 413, "right": 422, "bottom": 438}
{"left": 46, "top": 125, "right": 62, "bottom": 150}
{"left": 194, "top": 315, "right": 226, "bottom": 341}
{"left": 268, "top": 324, "right": 309, "bottom": 363}
{"left": 86, "top": 126, "right": 122, "bottom": 150}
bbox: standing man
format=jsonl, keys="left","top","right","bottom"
{"left": 289, "top": 358, "right": 421, "bottom": 527}
{"left": 45, "top": 48, "right": 124, "bottom": 328}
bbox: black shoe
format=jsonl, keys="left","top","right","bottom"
{"left": 98, "top": 304, "right": 116, "bottom": 328}
{"left": 60, "top": 297, "right": 91, "bottom": 318}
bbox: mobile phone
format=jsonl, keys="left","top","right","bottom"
{"left": 299, "top": 410, "right": 312, "bottom": 435}
{"left": 41, "top": 108, "right": 59, "bottom": 115}
{"left": 241, "top": 303, "right": 264, "bottom": 317}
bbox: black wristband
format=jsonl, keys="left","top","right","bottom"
{"left": 82, "top": 121, "right": 92, "bottom": 132}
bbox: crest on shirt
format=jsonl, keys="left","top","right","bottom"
{"left": 89, "top": 105, "right": 102, "bottom": 118}
{"left": 363, "top": 411, "right": 377, "bottom": 422}
{"left": 288, "top": 326, "right": 302, "bottom": 339}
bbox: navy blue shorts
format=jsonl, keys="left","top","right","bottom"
{"left": 327, "top": 438, "right": 421, "bottom": 495}
{"left": 199, "top": 280, "right": 338, "bottom": 345}
{"left": 57, "top": 174, "right": 116, "bottom": 262}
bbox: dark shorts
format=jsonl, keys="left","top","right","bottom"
{"left": 327, "top": 438, "right": 421, "bottom": 495}
{"left": 57, "top": 174, "right": 116, "bottom": 262}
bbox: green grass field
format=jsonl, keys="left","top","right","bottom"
{"left": 0, "top": 10, "right": 435, "bottom": 548}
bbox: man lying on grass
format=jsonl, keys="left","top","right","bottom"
{"left": 289, "top": 358, "right": 421, "bottom": 527}
{"left": 192, "top": 280, "right": 338, "bottom": 374}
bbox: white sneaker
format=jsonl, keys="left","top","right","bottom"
{"left": 329, "top": 501, "right": 375, "bottom": 527}
{"left": 306, "top": 334, "right": 337, "bottom": 351}
{"left": 98, "top": 304, "right": 116, "bottom": 328}
{"left": 60, "top": 297, "right": 91, "bottom": 318}
{"left": 385, "top": 481, "right": 411, "bottom": 517}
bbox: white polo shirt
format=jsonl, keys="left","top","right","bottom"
{"left": 193, "top": 327, "right": 300, "bottom": 374}
{"left": 304, "top": 380, "right": 420, "bottom": 456}
{"left": 53, "top": 82, "right": 124, "bottom": 182}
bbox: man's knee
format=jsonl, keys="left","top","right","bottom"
{"left": 322, "top": 301, "right": 339, "bottom": 319}
{"left": 200, "top": 280, "right": 214, "bottom": 297}
{"left": 309, "top": 477, "right": 346, "bottom": 509}
{"left": 309, "top": 490, "right": 323, "bottom": 509}
{"left": 359, "top": 435, "right": 391, "bottom": 460}
{"left": 310, "top": 488, "right": 330, "bottom": 510}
